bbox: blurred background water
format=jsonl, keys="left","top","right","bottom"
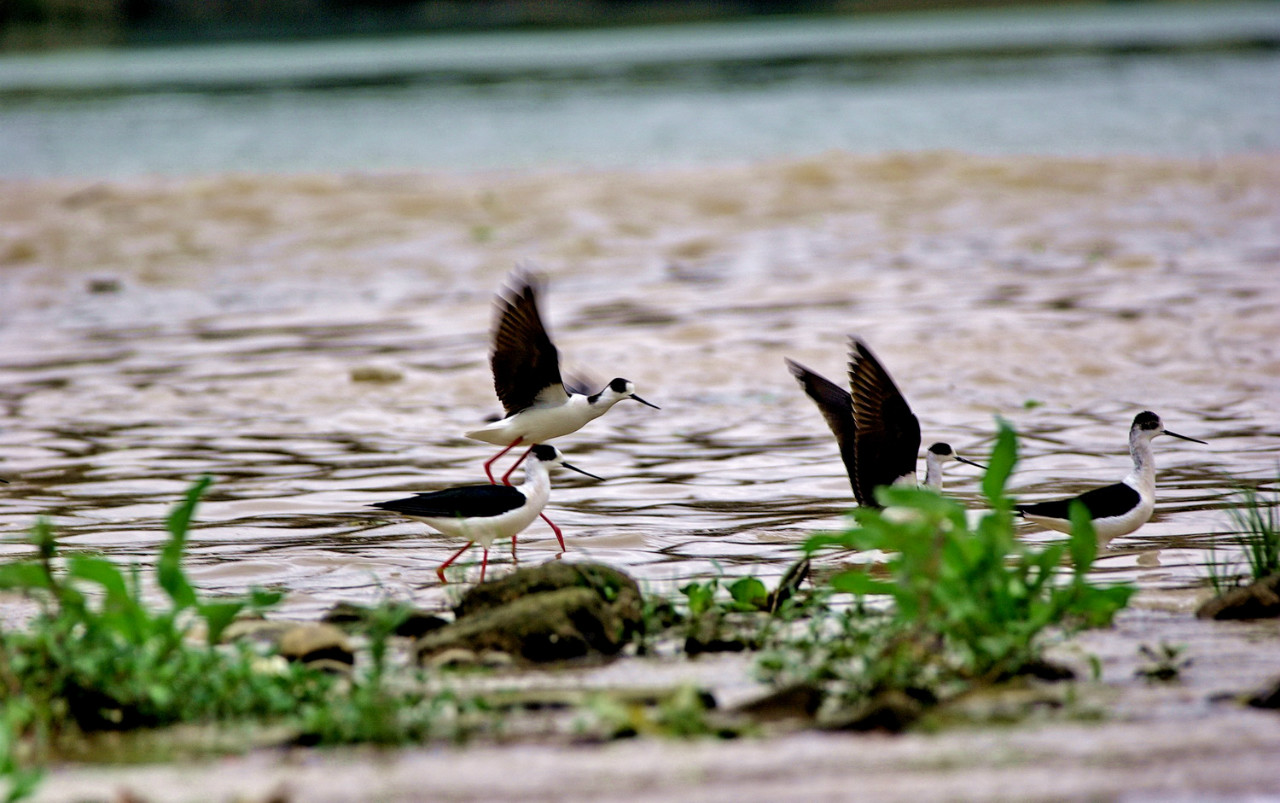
{"left": 1, "top": 2, "right": 1279, "bottom": 177}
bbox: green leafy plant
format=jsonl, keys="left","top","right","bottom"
{"left": 1135, "top": 642, "right": 1190, "bottom": 683}
{"left": 777, "top": 420, "right": 1134, "bottom": 708}
{"left": 0, "top": 479, "right": 329, "bottom": 743}
{"left": 298, "top": 684, "right": 484, "bottom": 746}
{"left": 0, "top": 702, "right": 42, "bottom": 803}
{"left": 0, "top": 477, "right": 506, "bottom": 797}
{"left": 295, "top": 599, "right": 488, "bottom": 746}
{"left": 678, "top": 573, "right": 772, "bottom": 617}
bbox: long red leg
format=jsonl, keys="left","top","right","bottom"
{"left": 511, "top": 534, "right": 519, "bottom": 562}
{"left": 482, "top": 438, "right": 524, "bottom": 484}
{"left": 437, "top": 541, "right": 474, "bottom": 584}
{"left": 479, "top": 546, "right": 490, "bottom": 583}
{"left": 500, "top": 445, "right": 535, "bottom": 486}
{"left": 541, "top": 512, "right": 566, "bottom": 552}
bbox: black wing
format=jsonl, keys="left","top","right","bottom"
{"left": 847, "top": 337, "right": 921, "bottom": 508}
{"left": 1016, "top": 482, "right": 1140, "bottom": 521}
{"left": 371, "top": 484, "right": 526, "bottom": 519}
{"left": 786, "top": 358, "right": 862, "bottom": 503}
{"left": 491, "top": 272, "right": 566, "bottom": 416}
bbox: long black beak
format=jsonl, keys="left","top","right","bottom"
{"left": 957, "top": 455, "right": 986, "bottom": 470}
{"left": 630, "top": 394, "right": 660, "bottom": 410}
{"left": 561, "top": 460, "right": 604, "bottom": 481}
{"left": 1164, "top": 429, "right": 1207, "bottom": 445}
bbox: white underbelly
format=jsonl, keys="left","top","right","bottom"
{"left": 1022, "top": 498, "right": 1154, "bottom": 541}
{"left": 411, "top": 504, "right": 544, "bottom": 547}
{"left": 467, "top": 404, "right": 595, "bottom": 445}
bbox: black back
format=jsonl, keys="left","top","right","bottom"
{"left": 786, "top": 358, "right": 861, "bottom": 501}
{"left": 372, "top": 484, "right": 525, "bottom": 519}
{"left": 491, "top": 273, "right": 565, "bottom": 416}
{"left": 1016, "top": 482, "right": 1140, "bottom": 521}
{"left": 846, "top": 338, "right": 922, "bottom": 508}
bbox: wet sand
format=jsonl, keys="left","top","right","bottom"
{"left": 3, "top": 151, "right": 1280, "bottom": 799}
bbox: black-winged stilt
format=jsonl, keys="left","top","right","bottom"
{"left": 467, "top": 272, "right": 659, "bottom": 485}
{"left": 785, "top": 336, "right": 983, "bottom": 508}
{"left": 1015, "top": 410, "right": 1206, "bottom": 540}
{"left": 370, "top": 444, "right": 601, "bottom": 583}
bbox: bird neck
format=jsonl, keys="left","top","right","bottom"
{"left": 922, "top": 452, "right": 945, "bottom": 490}
{"left": 520, "top": 458, "right": 553, "bottom": 506}
{"left": 1126, "top": 429, "right": 1157, "bottom": 494}
{"left": 576, "top": 392, "right": 615, "bottom": 419}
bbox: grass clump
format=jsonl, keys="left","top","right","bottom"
{"left": 762, "top": 420, "right": 1135, "bottom": 713}
{"left": 1206, "top": 483, "right": 1280, "bottom": 594}
{"left": 295, "top": 600, "right": 488, "bottom": 746}
{"left": 0, "top": 478, "right": 489, "bottom": 799}
{"left": 0, "top": 478, "right": 331, "bottom": 790}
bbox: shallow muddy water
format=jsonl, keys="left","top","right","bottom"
{"left": 1, "top": 152, "right": 1277, "bottom": 622}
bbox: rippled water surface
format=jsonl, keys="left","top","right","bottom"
{"left": 1, "top": 154, "right": 1277, "bottom": 620}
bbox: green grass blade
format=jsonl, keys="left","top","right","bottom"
{"left": 1068, "top": 500, "right": 1099, "bottom": 573}
{"left": 0, "top": 564, "right": 53, "bottom": 593}
{"left": 981, "top": 419, "right": 1018, "bottom": 506}
{"left": 158, "top": 477, "right": 212, "bottom": 610}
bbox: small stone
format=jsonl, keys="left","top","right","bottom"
{"left": 220, "top": 618, "right": 297, "bottom": 646}
{"left": 304, "top": 658, "right": 355, "bottom": 676}
{"left": 1247, "top": 677, "right": 1280, "bottom": 709}
{"left": 1196, "top": 573, "right": 1280, "bottom": 620}
{"left": 684, "top": 613, "right": 752, "bottom": 656}
{"left": 87, "top": 276, "right": 122, "bottom": 293}
{"left": 477, "top": 650, "right": 514, "bottom": 668}
{"left": 350, "top": 364, "right": 404, "bottom": 383}
{"left": 322, "top": 601, "right": 449, "bottom": 638}
{"left": 820, "top": 690, "right": 926, "bottom": 733}
{"left": 732, "top": 683, "right": 824, "bottom": 723}
{"left": 278, "top": 623, "right": 355, "bottom": 666}
{"left": 424, "top": 648, "right": 482, "bottom": 669}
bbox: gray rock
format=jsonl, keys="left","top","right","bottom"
{"left": 418, "top": 586, "right": 632, "bottom": 663}
{"left": 417, "top": 562, "right": 644, "bottom": 664}
{"left": 1196, "top": 573, "right": 1280, "bottom": 620}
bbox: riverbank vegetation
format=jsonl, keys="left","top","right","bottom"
{"left": 0, "top": 423, "right": 1150, "bottom": 800}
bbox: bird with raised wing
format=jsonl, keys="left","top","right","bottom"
{"left": 786, "top": 336, "right": 983, "bottom": 508}
{"left": 467, "top": 272, "right": 659, "bottom": 486}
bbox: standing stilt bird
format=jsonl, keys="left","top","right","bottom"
{"left": 370, "top": 445, "right": 601, "bottom": 583}
{"left": 1015, "top": 410, "right": 1205, "bottom": 540}
{"left": 785, "top": 336, "right": 983, "bottom": 508}
{"left": 467, "top": 272, "right": 659, "bottom": 486}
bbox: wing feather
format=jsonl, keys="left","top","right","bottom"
{"left": 491, "top": 273, "right": 567, "bottom": 416}
{"left": 1017, "top": 482, "right": 1140, "bottom": 521}
{"left": 786, "top": 358, "right": 864, "bottom": 504}
{"left": 846, "top": 337, "right": 921, "bottom": 507}
{"left": 372, "top": 484, "right": 526, "bottom": 519}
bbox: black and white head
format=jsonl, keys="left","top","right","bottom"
{"left": 529, "top": 444, "right": 604, "bottom": 480}
{"left": 926, "top": 442, "right": 985, "bottom": 469}
{"left": 1131, "top": 411, "right": 1205, "bottom": 445}
{"left": 590, "top": 377, "right": 660, "bottom": 410}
